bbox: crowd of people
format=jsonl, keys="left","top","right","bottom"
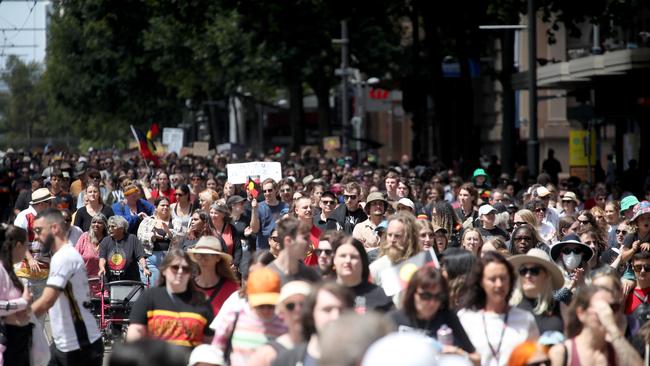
{"left": 0, "top": 147, "right": 650, "bottom": 366}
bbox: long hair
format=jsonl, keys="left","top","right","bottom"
{"left": 88, "top": 213, "right": 108, "bottom": 245}
{"left": 402, "top": 266, "right": 448, "bottom": 319}
{"left": 431, "top": 201, "right": 460, "bottom": 237}
{"left": 157, "top": 249, "right": 204, "bottom": 305}
{"left": 188, "top": 210, "right": 216, "bottom": 240}
{"left": 441, "top": 248, "right": 476, "bottom": 310}
{"left": 0, "top": 225, "right": 27, "bottom": 291}
{"left": 301, "top": 282, "right": 354, "bottom": 339}
{"left": 207, "top": 235, "right": 238, "bottom": 282}
{"left": 380, "top": 212, "right": 420, "bottom": 262}
{"left": 85, "top": 182, "right": 105, "bottom": 206}
{"left": 509, "top": 268, "right": 554, "bottom": 315}
{"left": 565, "top": 285, "right": 604, "bottom": 338}
{"left": 460, "top": 251, "right": 515, "bottom": 310}
{"left": 332, "top": 237, "right": 370, "bottom": 284}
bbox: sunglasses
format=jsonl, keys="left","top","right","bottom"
{"left": 526, "top": 360, "right": 550, "bottom": 366}
{"left": 634, "top": 264, "right": 650, "bottom": 273}
{"left": 314, "top": 248, "right": 333, "bottom": 256}
{"left": 534, "top": 208, "right": 546, "bottom": 213}
{"left": 175, "top": 192, "right": 185, "bottom": 197}
{"left": 416, "top": 291, "right": 444, "bottom": 301}
{"left": 321, "top": 200, "right": 336, "bottom": 206}
{"left": 562, "top": 247, "right": 582, "bottom": 255}
{"left": 344, "top": 194, "right": 357, "bottom": 201}
{"left": 169, "top": 264, "right": 192, "bottom": 274}
{"left": 514, "top": 236, "right": 532, "bottom": 242}
{"left": 284, "top": 301, "right": 303, "bottom": 312}
{"left": 616, "top": 230, "right": 628, "bottom": 235}
{"left": 263, "top": 189, "right": 274, "bottom": 193}
{"left": 513, "top": 221, "right": 528, "bottom": 227}
{"left": 519, "top": 266, "right": 542, "bottom": 277}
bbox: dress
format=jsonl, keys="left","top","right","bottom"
{"left": 458, "top": 307, "right": 539, "bottom": 366}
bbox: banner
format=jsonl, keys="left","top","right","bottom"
{"left": 226, "top": 162, "right": 282, "bottom": 184}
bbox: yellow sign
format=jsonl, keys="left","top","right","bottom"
{"left": 323, "top": 136, "right": 341, "bottom": 151}
{"left": 569, "top": 129, "right": 596, "bottom": 166}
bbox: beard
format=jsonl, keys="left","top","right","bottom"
{"left": 40, "top": 233, "right": 56, "bottom": 255}
{"left": 386, "top": 245, "right": 406, "bottom": 264}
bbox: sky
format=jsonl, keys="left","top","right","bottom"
{"left": 0, "top": 1, "right": 49, "bottom": 68}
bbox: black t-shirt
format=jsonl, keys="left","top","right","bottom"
{"left": 389, "top": 309, "right": 476, "bottom": 353}
{"left": 351, "top": 281, "right": 394, "bottom": 313}
{"left": 516, "top": 296, "right": 563, "bottom": 334}
{"left": 74, "top": 205, "right": 115, "bottom": 232}
{"left": 130, "top": 287, "right": 214, "bottom": 349}
{"left": 99, "top": 234, "right": 144, "bottom": 282}
{"left": 478, "top": 226, "right": 509, "bottom": 242}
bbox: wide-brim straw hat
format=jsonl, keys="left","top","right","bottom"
{"left": 187, "top": 236, "right": 232, "bottom": 265}
{"left": 509, "top": 248, "right": 565, "bottom": 290}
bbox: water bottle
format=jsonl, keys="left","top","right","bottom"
{"left": 437, "top": 324, "right": 454, "bottom": 346}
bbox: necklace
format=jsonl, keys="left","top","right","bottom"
{"left": 482, "top": 309, "right": 509, "bottom": 364}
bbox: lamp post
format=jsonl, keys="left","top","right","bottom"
{"left": 527, "top": 0, "right": 539, "bottom": 177}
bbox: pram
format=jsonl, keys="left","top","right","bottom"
{"left": 88, "top": 276, "right": 148, "bottom": 346}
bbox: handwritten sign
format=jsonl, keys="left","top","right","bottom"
{"left": 226, "top": 162, "right": 282, "bottom": 184}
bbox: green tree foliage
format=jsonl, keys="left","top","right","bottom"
{"left": 0, "top": 56, "right": 48, "bottom": 148}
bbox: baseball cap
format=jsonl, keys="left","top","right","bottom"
{"left": 247, "top": 268, "right": 281, "bottom": 307}
{"left": 188, "top": 344, "right": 225, "bottom": 366}
{"left": 478, "top": 204, "right": 497, "bottom": 216}
{"left": 536, "top": 186, "right": 551, "bottom": 197}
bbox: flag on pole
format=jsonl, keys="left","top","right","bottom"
{"left": 130, "top": 125, "right": 159, "bottom": 166}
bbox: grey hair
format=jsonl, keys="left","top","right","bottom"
{"left": 107, "top": 215, "right": 129, "bottom": 232}
{"left": 89, "top": 213, "right": 108, "bottom": 245}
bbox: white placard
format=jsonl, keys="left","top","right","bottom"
{"left": 162, "top": 128, "right": 184, "bottom": 155}
{"left": 226, "top": 162, "right": 282, "bottom": 184}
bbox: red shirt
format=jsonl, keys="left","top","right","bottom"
{"left": 197, "top": 278, "right": 239, "bottom": 317}
{"left": 625, "top": 287, "right": 650, "bottom": 315}
{"left": 151, "top": 187, "right": 177, "bottom": 203}
{"left": 303, "top": 225, "right": 321, "bottom": 266}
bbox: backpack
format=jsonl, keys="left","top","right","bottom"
{"left": 630, "top": 292, "right": 650, "bottom": 335}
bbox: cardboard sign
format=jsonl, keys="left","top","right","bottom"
{"left": 193, "top": 142, "right": 210, "bottom": 157}
{"left": 162, "top": 128, "right": 184, "bottom": 155}
{"left": 226, "top": 162, "right": 282, "bottom": 184}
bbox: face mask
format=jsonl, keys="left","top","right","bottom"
{"left": 563, "top": 252, "right": 582, "bottom": 271}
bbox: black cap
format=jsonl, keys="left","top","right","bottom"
{"left": 226, "top": 195, "right": 246, "bottom": 207}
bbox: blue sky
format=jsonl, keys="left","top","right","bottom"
{"left": 0, "top": 1, "right": 49, "bottom": 68}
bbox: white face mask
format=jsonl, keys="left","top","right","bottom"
{"left": 563, "top": 252, "right": 583, "bottom": 271}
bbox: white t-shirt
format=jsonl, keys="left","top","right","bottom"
{"left": 458, "top": 307, "right": 539, "bottom": 366}
{"left": 46, "top": 243, "right": 101, "bottom": 352}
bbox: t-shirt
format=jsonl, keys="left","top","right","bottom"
{"left": 515, "top": 296, "right": 563, "bottom": 334}
{"left": 196, "top": 278, "right": 239, "bottom": 318}
{"left": 458, "top": 307, "right": 539, "bottom": 366}
{"left": 350, "top": 281, "right": 393, "bottom": 313}
{"left": 478, "top": 226, "right": 509, "bottom": 242}
{"left": 390, "top": 309, "right": 475, "bottom": 353}
{"left": 129, "top": 287, "right": 214, "bottom": 348}
{"left": 73, "top": 205, "right": 115, "bottom": 232}
{"left": 99, "top": 234, "right": 144, "bottom": 282}
{"left": 266, "top": 260, "right": 321, "bottom": 285}
{"left": 46, "top": 244, "right": 102, "bottom": 352}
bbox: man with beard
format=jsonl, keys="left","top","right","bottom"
{"left": 31, "top": 208, "right": 103, "bottom": 366}
{"left": 313, "top": 191, "right": 338, "bottom": 231}
{"left": 266, "top": 216, "right": 320, "bottom": 285}
{"left": 331, "top": 182, "right": 367, "bottom": 234}
{"left": 353, "top": 192, "right": 389, "bottom": 262}
{"left": 369, "top": 212, "right": 420, "bottom": 290}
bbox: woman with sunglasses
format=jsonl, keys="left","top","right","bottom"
{"left": 509, "top": 224, "right": 547, "bottom": 256}
{"left": 188, "top": 236, "right": 239, "bottom": 317}
{"left": 508, "top": 248, "right": 566, "bottom": 334}
{"left": 549, "top": 234, "right": 594, "bottom": 304}
{"left": 127, "top": 249, "right": 214, "bottom": 349}
{"left": 523, "top": 201, "right": 555, "bottom": 244}
{"left": 74, "top": 183, "right": 115, "bottom": 232}
{"left": 332, "top": 237, "right": 393, "bottom": 313}
{"left": 170, "top": 184, "right": 192, "bottom": 231}
{"left": 247, "top": 281, "right": 312, "bottom": 366}
{"left": 389, "top": 266, "right": 479, "bottom": 364}
{"left": 548, "top": 285, "right": 642, "bottom": 366}
{"left": 458, "top": 251, "right": 539, "bottom": 366}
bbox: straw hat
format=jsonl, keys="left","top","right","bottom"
{"left": 509, "top": 248, "right": 564, "bottom": 290}
{"left": 187, "top": 236, "right": 232, "bottom": 265}
{"left": 29, "top": 188, "right": 55, "bottom": 205}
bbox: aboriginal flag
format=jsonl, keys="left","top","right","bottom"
{"left": 130, "top": 125, "right": 160, "bottom": 166}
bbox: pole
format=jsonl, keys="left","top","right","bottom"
{"left": 340, "top": 20, "right": 349, "bottom": 155}
{"left": 527, "top": 0, "right": 539, "bottom": 177}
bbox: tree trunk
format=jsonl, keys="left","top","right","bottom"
{"left": 500, "top": 30, "right": 516, "bottom": 176}
{"left": 288, "top": 71, "right": 305, "bottom": 152}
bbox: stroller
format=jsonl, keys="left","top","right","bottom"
{"left": 88, "top": 275, "right": 148, "bottom": 347}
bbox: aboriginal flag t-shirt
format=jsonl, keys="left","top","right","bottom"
{"left": 129, "top": 287, "right": 214, "bottom": 348}
{"left": 99, "top": 234, "right": 143, "bottom": 282}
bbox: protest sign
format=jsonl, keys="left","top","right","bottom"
{"left": 226, "top": 162, "right": 282, "bottom": 184}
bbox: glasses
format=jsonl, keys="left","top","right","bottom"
{"left": 321, "top": 200, "right": 336, "bottom": 206}
{"left": 519, "top": 266, "right": 542, "bottom": 277}
{"left": 526, "top": 361, "right": 550, "bottom": 366}
{"left": 263, "top": 189, "right": 274, "bottom": 193}
{"left": 513, "top": 221, "right": 527, "bottom": 227}
{"left": 314, "top": 248, "right": 333, "bottom": 256}
{"left": 616, "top": 230, "right": 628, "bottom": 235}
{"left": 514, "top": 236, "right": 532, "bottom": 242}
{"left": 534, "top": 208, "right": 546, "bottom": 213}
{"left": 284, "top": 301, "right": 303, "bottom": 312}
{"left": 416, "top": 291, "right": 444, "bottom": 301}
{"left": 344, "top": 194, "right": 357, "bottom": 201}
{"left": 175, "top": 192, "right": 185, "bottom": 197}
{"left": 561, "top": 247, "right": 582, "bottom": 255}
{"left": 633, "top": 264, "right": 650, "bottom": 273}
{"left": 169, "top": 264, "right": 192, "bottom": 274}
{"left": 269, "top": 236, "right": 279, "bottom": 242}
